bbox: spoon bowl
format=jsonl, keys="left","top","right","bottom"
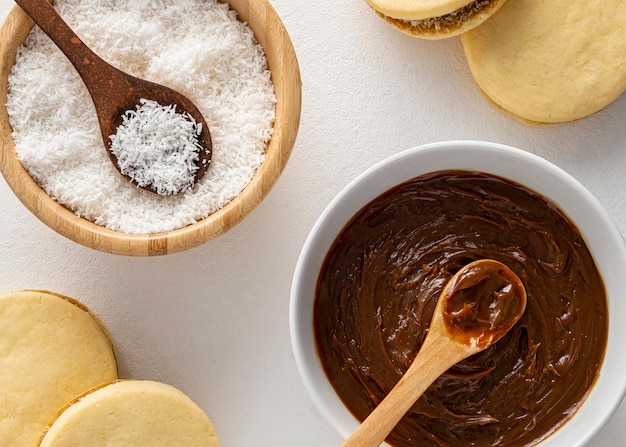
{"left": 341, "top": 259, "right": 527, "bottom": 447}
{"left": 14, "top": 0, "right": 212, "bottom": 194}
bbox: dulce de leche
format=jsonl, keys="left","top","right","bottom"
{"left": 441, "top": 259, "right": 526, "bottom": 349}
{"left": 314, "top": 171, "right": 607, "bottom": 447}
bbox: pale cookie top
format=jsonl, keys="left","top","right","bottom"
{"left": 39, "top": 380, "right": 220, "bottom": 447}
{"left": 0, "top": 290, "right": 117, "bottom": 446}
{"left": 461, "top": 0, "right": 626, "bottom": 124}
{"left": 366, "top": 0, "right": 472, "bottom": 20}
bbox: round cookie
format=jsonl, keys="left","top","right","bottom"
{"left": 39, "top": 380, "right": 220, "bottom": 447}
{"left": 0, "top": 290, "right": 118, "bottom": 446}
{"left": 367, "top": 0, "right": 508, "bottom": 39}
{"left": 462, "top": 0, "right": 626, "bottom": 123}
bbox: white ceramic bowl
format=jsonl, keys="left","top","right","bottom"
{"left": 290, "top": 140, "right": 626, "bottom": 446}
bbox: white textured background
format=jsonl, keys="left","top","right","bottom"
{"left": 1, "top": 0, "right": 625, "bottom": 445}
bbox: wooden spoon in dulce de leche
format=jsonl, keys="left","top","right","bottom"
{"left": 341, "top": 259, "right": 527, "bottom": 447}
{"left": 14, "top": 0, "right": 212, "bottom": 195}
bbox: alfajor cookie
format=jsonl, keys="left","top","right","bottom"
{"left": 39, "top": 380, "right": 220, "bottom": 447}
{"left": 0, "top": 290, "right": 118, "bottom": 446}
{"left": 461, "top": 0, "right": 626, "bottom": 124}
{"left": 367, "top": 0, "right": 508, "bottom": 39}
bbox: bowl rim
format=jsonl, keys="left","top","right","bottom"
{"left": 290, "top": 140, "right": 626, "bottom": 446}
{"left": 0, "top": 0, "right": 302, "bottom": 256}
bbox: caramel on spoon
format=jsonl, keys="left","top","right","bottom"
{"left": 341, "top": 259, "right": 527, "bottom": 447}
{"left": 14, "top": 0, "right": 212, "bottom": 194}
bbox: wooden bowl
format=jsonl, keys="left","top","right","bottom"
{"left": 0, "top": 0, "right": 301, "bottom": 256}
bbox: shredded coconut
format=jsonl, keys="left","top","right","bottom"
{"left": 7, "top": 0, "right": 276, "bottom": 234}
{"left": 109, "top": 98, "right": 206, "bottom": 195}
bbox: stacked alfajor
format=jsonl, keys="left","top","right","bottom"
{"left": 0, "top": 290, "right": 220, "bottom": 447}
{"left": 366, "top": 0, "right": 507, "bottom": 39}
{"left": 366, "top": 0, "right": 626, "bottom": 124}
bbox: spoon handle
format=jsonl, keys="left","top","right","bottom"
{"left": 340, "top": 328, "right": 468, "bottom": 447}
{"left": 14, "top": 0, "right": 121, "bottom": 104}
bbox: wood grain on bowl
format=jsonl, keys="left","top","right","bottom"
{"left": 0, "top": 0, "right": 301, "bottom": 256}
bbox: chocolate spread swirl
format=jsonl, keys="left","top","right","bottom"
{"left": 314, "top": 171, "right": 607, "bottom": 447}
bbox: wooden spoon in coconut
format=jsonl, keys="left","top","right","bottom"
{"left": 14, "top": 0, "right": 212, "bottom": 195}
